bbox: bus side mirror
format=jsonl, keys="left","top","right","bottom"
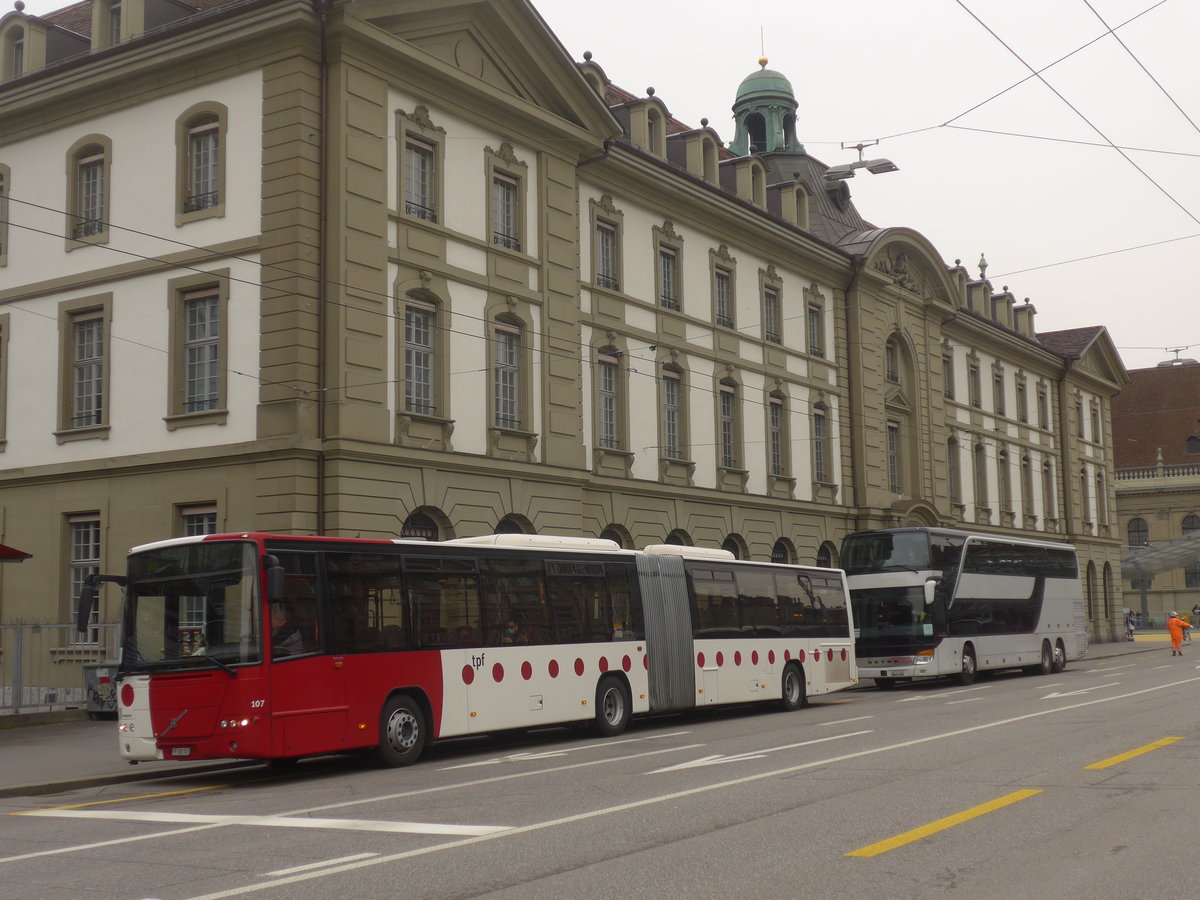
{"left": 266, "top": 556, "right": 285, "bottom": 603}
{"left": 923, "top": 577, "right": 939, "bottom": 607}
{"left": 76, "top": 578, "right": 98, "bottom": 632}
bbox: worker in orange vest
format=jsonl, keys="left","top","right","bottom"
{"left": 1167, "top": 611, "right": 1192, "bottom": 656}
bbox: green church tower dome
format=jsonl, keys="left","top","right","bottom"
{"left": 735, "top": 59, "right": 796, "bottom": 103}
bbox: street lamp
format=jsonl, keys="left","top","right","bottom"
{"left": 823, "top": 140, "right": 899, "bottom": 180}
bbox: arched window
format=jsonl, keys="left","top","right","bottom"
{"left": 401, "top": 511, "right": 439, "bottom": 541}
{"left": 599, "top": 526, "right": 629, "bottom": 549}
{"left": 721, "top": 534, "right": 746, "bottom": 560}
{"left": 745, "top": 113, "right": 766, "bottom": 153}
{"left": 646, "top": 107, "right": 665, "bottom": 157}
{"left": 701, "top": 137, "right": 719, "bottom": 183}
{"left": 816, "top": 541, "right": 837, "bottom": 568}
{"left": 1128, "top": 518, "right": 1149, "bottom": 547}
{"left": 67, "top": 135, "right": 112, "bottom": 245}
{"left": 494, "top": 515, "right": 531, "bottom": 535}
{"left": 4, "top": 26, "right": 24, "bottom": 81}
{"left": 770, "top": 538, "right": 795, "bottom": 565}
{"left": 665, "top": 529, "right": 691, "bottom": 546}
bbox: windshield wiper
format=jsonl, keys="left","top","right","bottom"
{"left": 192, "top": 653, "right": 238, "bottom": 676}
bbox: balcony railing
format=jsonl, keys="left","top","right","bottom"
{"left": 595, "top": 273, "right": 620, "bottom": 291}
{"left": 493, "top": 232, "right": 521, "bottom": 252}
{"left": 1116, "top": 462, "right": 1200, "bottom": 481}
{"left": 405, "top": 201, "right": 438, "bottom": 223}
{"left": 71, "top": 219, "right": 104, "bottom": 239}
{"left": 660, "top": 293, "right": 680, "bottom": 311}
{"left": 183, "top": 191, "right": 219, "bottom": 213}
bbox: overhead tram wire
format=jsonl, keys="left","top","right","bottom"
{"left": 1080, "top": 0, "right": 1200, "bottom": 140}
{"left": 953, "top": 0, "right": 1200, "bottom": 229}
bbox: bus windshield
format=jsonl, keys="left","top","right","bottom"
{"left": 851, "top": 586, "right": 940, "bottom": 640}
{"left": 842, "top": 531, "right": 965, "bottom": 575}
{"left": 120, "top": 541, "right": 262, "bottom": 672}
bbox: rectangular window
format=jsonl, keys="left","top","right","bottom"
{"left": 993, "top": 372, "right": 1005, "bottom": 415}
{"left": 942, "top": 354, "right": 955, "bottom": 399}
{"left": 719, "top": 387, "right": 737, "bottom": 468}
{"left": 70, "top": 516, "right": 100, "bottom": 644}
{"left": 597, "top": 355, "right": 619, "bottom": 450}
{"left": 109, "top": 1, "right": 121, "bottom": 43}
{"left": 186, "top": 123, "right": 219, "bottom": 211}
{"left": 181, "top": 506, "right": 217, "bottom": 536}
{"left": 662, "top": 371, "right": 680, "bottom": 459}
{"left": 76, "top": 153, "right": 105, "bottom": 238}
{"left": 404, "top": 139, "right": 437, "bottom": 223}
{"left": 715, "top": 269, "right": 733, "bottom": 328}
{"left": 491, "top": 174, "right": 519, "bottom": 251}
{"left": 404, "top": 302, "right": 435, "bottom": 415}
{"left": 1090, "top": 404, "right": 1102, "bottom": 445}
{"left": 183, "top": 290, "right": 219, "bottom": 413}
{"left": 11, "top": 36, "right": 22, "bottom": 78}
{"left": 494, "top": 325, "right": 520, "bottom": 429}
{"left": 1037, "top": 385, "right": 1049, "bottom": 429}
{"left": 1016, "top": 381, "right": 1028, "bottom": 423}
{"left": 763, "top": 288, "right": 780, "bottom": 343}
{"left": 1042, "top": 462, "right": 1056, "bottom": 519}
{"left": 595, "top": 222, "right": 618, "bottom": 290}
{"left": 72, "top": 313, "right": 104, "bottom": 427}
{"left": 0, "top": 168, "right": 8, "bottom": 263}
{"left": 807, "top": 304, "right": 823, "bottom": 357}
{"left": 968, "top": 363, "right": 981, "bottom": 409}
{"left": 885, "top": 343, "right": 899, "bottom": 384}
{"left": 813, "top": 411, "right": 827, "bottom": 483}
{"left": 948, "top": 440, "right": 960, "bottom": 504}
{"left": 659, "top": 247, "right": 678, "bottom": 310}
{"left": 769, "top": 399, "right": 784, "bottom": 476}
{"left": 886, "top": 421, "right": 900, "bottom": 492}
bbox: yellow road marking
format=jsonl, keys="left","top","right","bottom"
{"left": 11, "top": 784, "right": 226, "bottom": 814}
{"left": 846, "top": 789, "right": 1042, "bottom": 858}
{"left": 1084, "top": 737, "right": 1182, "bottom": 770}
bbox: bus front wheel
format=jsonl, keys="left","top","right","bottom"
{"left": 377, "top": 694, "right": 426, "bottom": 767}
{"left": 957, "top": 647, "right": 977, "bottom": 685}
{"left": 780, "top": 664, "right": 807, "bottom": 711}
{"left": 594, "top": 676, "right": 631, "bottom": 737}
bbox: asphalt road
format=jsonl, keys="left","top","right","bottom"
{"left": 3, "top": 652, "right": 1198, "bottom": 899}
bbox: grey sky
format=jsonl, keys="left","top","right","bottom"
{"left": 15, "top": 0, "right": 1199, "bottom": 371}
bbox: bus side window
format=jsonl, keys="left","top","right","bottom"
{"left": 407, "top": 557, "right": 481, "bottom": 649}
{"left": 480, "top": 557, "right": 547, "bottom": 645}
{"left": 326, "top": 552, "right": 406, "bottom": 652}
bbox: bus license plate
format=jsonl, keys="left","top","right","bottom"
{"left": 171, "top": 747, "right": 192, "bottom": 758}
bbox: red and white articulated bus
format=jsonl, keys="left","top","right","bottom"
{"left": 81, "top": 532, "right": 857, "bottom": 767}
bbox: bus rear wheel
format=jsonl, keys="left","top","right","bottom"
{"left": 1052, "top": 641, "right": 1066, "bottom": 673}
{"left": 1025, "top": 641, "right": 1053, "bottom": 676}
{"left": 780, "top": 664, "right": 807, "bottom": 711}
{"left": 377, "top": 694, "right": 426, "bottom": 767}
{"left": 957, "top": 647, "right": 977, "bottom": 685}
{"left": 594, "top": 676, "right": 631, "bottom": 737}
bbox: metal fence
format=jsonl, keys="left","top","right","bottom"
{"left": 0, "top": 622, "right": 119, "bottom": 715}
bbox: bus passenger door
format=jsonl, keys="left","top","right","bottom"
{"left": 268, "top": 555, "right": 349, "bottom": 757}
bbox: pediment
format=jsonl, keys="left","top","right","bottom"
{"left": 885, "top": 386, "right": 912, "bottom": 413}
{"left": 346, "top": 0, "right": 617, "bottom": 138}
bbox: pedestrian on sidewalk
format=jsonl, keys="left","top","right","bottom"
{"left": 1167, "top": 611, "right": 1191, "bottom": 656}
{"left": 1124, "top": 608, "right": 1136, "bottom": 641}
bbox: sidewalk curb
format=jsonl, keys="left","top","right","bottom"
{"left": 0, "top": 760, "right": 258, "bottom": 800}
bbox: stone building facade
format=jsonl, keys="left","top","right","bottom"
{"left": 0, "top": 0, "right": 1128, "bottom": 647}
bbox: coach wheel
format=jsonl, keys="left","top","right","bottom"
{"left": 377, "top": 694, "right": 426, "bottom": 767}
{"left": 594, "top": 676, "right": 631, "bottom": 737}
{"left": 1026, "top": 641, "right": 1053, "bottom": 677}
{"left": 957, "top": 647, "right": 977, "bottom": 686}
{"left": 780, "top": 664, "right": 807, "bottom": 711}
{"left": 1052, "top": 641, "right": 1066, "bottom": 673}
{"left": 874, "top": 677, "right": 897, "bottom": 690}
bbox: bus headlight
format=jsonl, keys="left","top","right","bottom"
{"left": 914, "top": 650, "right": 935, "bottom": 665}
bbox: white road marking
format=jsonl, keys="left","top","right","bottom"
{"left": 946, "top": 698, "right": 982, "bottom": 705}
{"left": 439, "top": 731, "right": 693, "bottom": 770}
{"left": 899, "top": 684, "right": 990, "bottom": 703}
{"left": 820, "top": 716, "right": 873, "bottom": 727}
{"left": 2, "top": 741, "right": 704, "bottom": 864}
{"left": 181, "top": 674, "right": 1200, "bottom": 899}
{"left": 24, "top": 809, "right": 510, "bottom": 836}
{"left": 264, "top": 854, "right": 379, "bottom": 877}
{"left": 648, "top": 730, "right": 872, "bottom": 773}
{"left": 1041, "top": 682, "right": 1121, "bottom": 700}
